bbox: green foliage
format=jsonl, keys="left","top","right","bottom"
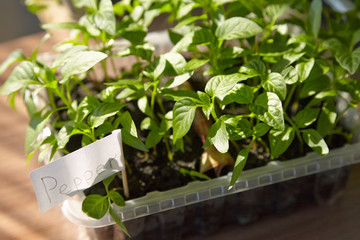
{"left": 82, "top": 174, "right": 129, "bottom": 237}
{"left": 3, "top": 0, "right": 360, "bottom": 230}
{"left": 215, "top": 17, "right": 263, "bottom": 40}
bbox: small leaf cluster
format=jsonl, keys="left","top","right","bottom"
{"left": 82, "top": 174, "right": 130, "bottom": 237}
{"left": 1, "top": 0, "right": 360, "bottom": 234}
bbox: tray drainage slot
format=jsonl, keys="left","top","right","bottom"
{"left": 160, "top": 199, "right": 174, "bottom": 210}
{"left": 259, "top": 175, "right": 272, "bottom": 185}
{"left": 185, "top": 193, "right": 199, "bottom": 204}
{"left": 307, "top": 163, "right": 320, "bottom": 174}
{"left": 283, "top": 169, "right": 296, "bottom": 179}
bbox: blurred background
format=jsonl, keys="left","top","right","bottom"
{"left": 0, "top": 0, "right": 42, "bottom": 43}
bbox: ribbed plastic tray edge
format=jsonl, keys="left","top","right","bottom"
{"left": 61, "top": 141, "right": 360, "bottom": 228}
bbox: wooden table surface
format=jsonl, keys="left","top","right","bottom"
{"left": 0, "top": 33, "right": 359, "bottom": 240}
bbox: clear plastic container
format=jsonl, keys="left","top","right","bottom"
{"left": 62, "top": 141, "right": 360, "bottom": 239}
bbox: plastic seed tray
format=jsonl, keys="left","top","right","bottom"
{"left": 62, "top": 141, "right": 360, "bottom": 228}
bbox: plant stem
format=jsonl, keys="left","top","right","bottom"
{"left": 164, "top": 138, "right": 173, "bottom": 161}
{"left": 75, "top": 76, "right": 93, "bottom": 96}
{"left": 230, "top": 140, "right": 241, "bottom": 152}
{"left": 285, "top": 114, "right": 304, "bottom": 153}
{"left": 334, "top": 103, "right": 352, "bottom": 127}
{"left": 102, "top": 60, "right": 110, "bottom": 82}
{"left": 121, "top": 160, "right": 130, "bottom": 199}
{"left": 210, "top": 98, "right": 219, "bottom": 121}
{"left": 156, "top": 95, "right": 166, "bottom": 114}
{"left": 151, "top": 81, "right": 159, "bottom": 113}
{"left": 284, "top": 84, "right": 297, "bottom": 111}
{"left": 257, "top": 138, "right": 270, "bottom": 153}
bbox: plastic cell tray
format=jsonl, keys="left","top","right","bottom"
{"left": 62, "top": 141, "right": 360, "bottom": 228}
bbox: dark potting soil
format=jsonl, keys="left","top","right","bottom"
{"left": 62, "top": 78, "right": 349, "bottom": 202}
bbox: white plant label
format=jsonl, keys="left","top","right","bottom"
{"left": 30, "top": 130, "right": 125, "bottom": 213}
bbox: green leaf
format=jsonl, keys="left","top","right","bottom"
{"left": 335, "top": 47, "right": 360, "bottom": 75}
{"left": 321, "top": 38, "right": 344, "bottom": 53}
{"left": 192, "top": 28, "right": 213, "bottom": 45}
{"left": 117, "top": 43, "right": 154, "bottom": 61}
{"left": 152, "top": 55, "right": 166, "bottom": 79}
{"left": 61, "top": 51, "right": 107, "bottom": 80}
{"left": 175, "top": 14, "right": 207, "bottom": 29}
{"left": 82, "top": 194, "right": 109, "bottom": 220}
{"left": 171, "top": 32, "right": 193, "bottom": 52}
{"left": 302, "top": 129, "right": 329, "bottom": 156}
{"left": 262, "top": 72, "right": 286, "bottom": 100}
{"left": 295, "top": 108, "right": 320, "bottom": 128}
{"left": 215, "top": 17, "right": 262, "bottom": 40}
{"left": 253, "top": 123, "right": 271, "bottom": 137}
{"left": 161, "top": 89, "right": 199, "bottom": 101}
{"left": 208, "top": 119, "right": 229, "bottom": 153}
{"left": 295, "top": 58, "right": 315, "bottom": 82}
{"left": 103, "top": 174, "right": 116, "bottom": 190}
{"left": 130, "top": 5, "right": 144, "bottom": 22}
{"left": 351, "top": 29, "right": 360, "bottom": 49}
{"left": 269, "top": 126, "right": 295, "bottom": 158}
{"left": 121, "top": 28, "right": 147, "bottom": 45}
{"left": 306, "top": 59, "right": 330, "bottom": 82}
{"left": 89, "top": 102, "right": 126, "bottom": 128}
{"left": 25, "top": 111, "right": 52, "bottom": 154}
{"left": 108, "top": 190, "right": 125, "bottom": 206}
{"left": 95, "top": 121, "right": 115, "bottom": 138}
{"left": 143, "top": 9, "right": 161, "bottom": 28}
{"left": 0, "top": 49, "right": 24, "bottom": 75}
{"left": 176, "top": 1, "right": 196, "bottom": 18}
{"left": 283, "top": 52, "right": 306, "bottom": 65}
{"left": 335, "top": 79, "right": 360, "bottom": 102}
{"left": 79, "top": 15, "right": 101, "bottom": 37}
{"left": 180, "top": 168, "right": 211, "bottom": 180}
{"left": 306, "top": 0, "right": 322, "bottom": 38}
{"left": 300, "top": 75, "right": 331, "bottom": 99}
{"left": 259, "top": 31, "right": 290, "bottom": 57}
{"left": 38, "top": 143, "right": 52, "bottom": 164}
{"left": 185, "top": 59, "right": 209, "bottom": 71}
{"left": 23, "top": 90, "right": 38, "bottom": 116}
{"left": 250, "top": 92, "right": 285, "bottom": 131}
{"left": 162, "top": 72, "right": 193, "bottom": 89}
{"left": 56, "top": 124, "right": 75, "bottom": 149}
{"left": 173, "top": 98, "right": 197, "bottom": 142}
{"left": 222, "top": 84, "right": 254, "bottom": 105}
{"left": 229, "top": 147, "right": 250, "bottom": 188}
{"left": 220, "top": 47, "right": 247, "bottom": 59}
{"left": 317, "top": 102, "right": 337, "bottom": 137}
{"left": 165, "top": 52, "right": 187, "bottom": 75}
{"left": 42, "top": 22, "right": 84, "bottom": 31}
{"left": 117, "top": 111, "right": 137, "bottom": 137}
{"left": 306, "top": 90, "right": 338, "bottom": 108}
{"left": 52, "top": 45, "right": 88, "bottom": 68}
{"left": 197, "top": 91, "right": 212, "bottom": 119}
{"left": 76, "top": 96, "right": 100, "bottom": 122}
{"left": 109, "top": 206, "right": 130, "bottom": 237}
{"left": 137, "top": 96, "right": 155, "bottom": 118}
{"left": 0, "top": 61, "right": 39, "bottom": 95}
{"left": 281, "top": 66, "right": 299, "bottom": 85}
{"left": 95, "top": 0, "right": 116, "bottom": 35}
{"left": 265, "top": 4, "right": 290, "bottom": 22}
{"left": 145, "top": 124, "right": 166, "bottom": 149}
{"left": 224, "top": 117, "right": 252, "bottom": 140}
{"left": 73, "top": 0, "right": 97, "bottom": 9}
{"left": 239, "top": 58, "right": 266, "bottom": 76}
{"left": 121, "top": 130, "right": 148, "bottom": 152}
{"left": 205, "top": 73, "right": 251, "bottom": 99}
